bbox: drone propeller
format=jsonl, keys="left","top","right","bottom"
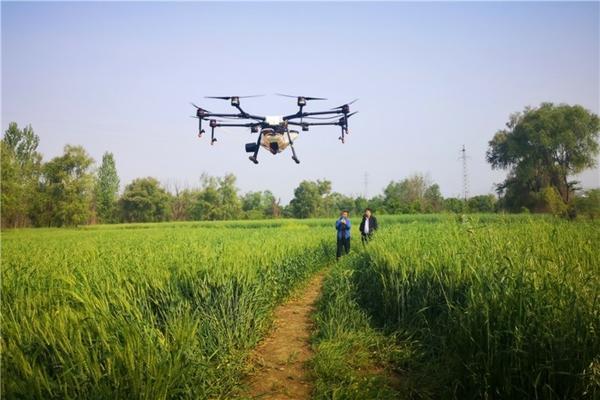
{"left": 331, "top": 98, "right": 359, "bottom": 110}
{"left": 304, "top": 115, "right": 343, "bottom": 120}
{"left": 276, "top": 93, "right": 327, "bottom": 101}
{"left": 205, "top": 95, "right": 263, "bottom": 107}
{"left": 277, "top": 93, "right": 327, "bottom": 108}
{"left": 205, "top": 95, "right": 264, "bottom": 100}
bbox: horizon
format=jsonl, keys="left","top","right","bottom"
{"left": 2, "top": 2, "right": 599, "bottom": 203}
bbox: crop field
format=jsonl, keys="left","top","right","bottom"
{"left": 2, "top": 215, "right": 599, "bottom": 399}
{"left": 1, "top": 220, "right": 333, "bottom": 399}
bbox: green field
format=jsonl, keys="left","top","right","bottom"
{"left": 2, "top": 215, "right": 599, "bottom": 399}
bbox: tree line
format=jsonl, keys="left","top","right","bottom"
{"left": 1, "top": 102, "right": 598, "bottom": 227}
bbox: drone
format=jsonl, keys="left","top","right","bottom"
{"left": 191, "top": 94, "right": 358, "bottom": 164}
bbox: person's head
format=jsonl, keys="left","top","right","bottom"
{"left": 341, "top": 210, "right": 349, "bottom": 218}
{"left": 364, "top": 208, "right": 372, "bottom": 217}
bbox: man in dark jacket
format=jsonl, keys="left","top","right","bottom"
{"left": 359, "top": 208, "right": 378, "bottom": 245}
{"left": 335, "top": 210, "right": 352, "bottom": 259}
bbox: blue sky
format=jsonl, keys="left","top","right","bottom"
{"left": 2, "top": 2, "right": 599, "bottom": 202}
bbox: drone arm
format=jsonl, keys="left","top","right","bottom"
{"left": 283, "top": 110, "right": 343, "bottom": 121}
{"left": 289, "top": 121, "right": 341, "bottom": 127}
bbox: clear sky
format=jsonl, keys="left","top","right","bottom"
{"left": 2, "top": 1, "right": 599, "bottom": 203}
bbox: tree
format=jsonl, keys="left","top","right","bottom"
{"left": 444, "top": 197, "right": 465, "bottom": 213}
{"left": 424, "top": 184, "right": 444, "bottom": 212}
{"left": 171, "top": 187, "right": 197, "bottom": 221}
{"left": 119, "top": 177, "right": 171, "bottom": 222}
{"left": 575, "top": 189, "right": 600, "bottom": 220}
{"left": 467, "top": 195, "right": 497, "bottom": 213}
{"left": 383, "top": 173, "right": 439, "bottom": 213}
{"left": 487, "top": 103, "right": 599, "bottom": 211}
{"left": 94, "top": 152, "right": 119, "bottom": 223}
{"left": 241, "top": 190, "right": 279, "bottom": 219}
{"left": 37, "top": 145, "right": 95, "bottom": 227}
{"left": 1, "top": 123, "right": 42, "bottom": 228}
{"left": 289, "top": 180, "right": 331, "bottom": 218}
{"left": 191, "top": 174, "right": 242, "bottom": 220}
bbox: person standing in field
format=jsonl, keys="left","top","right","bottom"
{"left": 359, "top": 207, "right": 378, "bottom": 245}
{"left": 335, "top": 210, "right": 352, "bottom": 260}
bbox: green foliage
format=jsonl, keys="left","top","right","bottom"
{"left": 575, "top": 189, "right": 600, "bottom": 220}
{"left": 487, "top": 103, "right": 600, "bottom": 211}
{"left": 37, "top": 145, "right": 95, "bottom": 227}
{"left": 289, "top": 179, "right": 332, "bottom": 218}
{"left": 1, "top": 220, "right": 333, "bottom": 399}
{"left": 348, "top": 217, "right": 599, "bottom": 399}
{"left": 444, "top": 197, "right": 466, "bottom": 213}
{"left": 466, "top": 194, "right": 497, "bottom": 213}
{"left": 94, "top": 152, "right": 120, "bottom": 223}
{"left": 383, "top": 173, "right": 440, "bottom": 213}
{"left": 120, "top": 177, "right": 171, "bottom": 222}
{"left": 241, "top": 190, "right": 280, "bottom": 219}
{"left": 1, "top": 123, "right": 42, "bottom": 227}
{"left": 190, "top": 173, "right": 243, "bottom": 220}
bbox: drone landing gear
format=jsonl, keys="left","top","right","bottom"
{"left": 286, "top": 130, "right": 300, "bottom": 164}
{"left": 247, "top": 131, "right": 263, "bottom": 164}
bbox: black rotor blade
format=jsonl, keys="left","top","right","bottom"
{"left": 276, "top": 93, "right": 327, "bottom": 101}
{"left": 346, "top": 111, "right": 359, "bottom": 118}
{"left": 303, "top": 115, "right": 343, "bottom": 120}
{"left": 190, "top": 102, "right": 211, "bottom": 112}
{"left": 331, "top": 98, "right": 359, "bottom": 110}
{"left": 205, "top": 95, "right": 264, "bottom": 100}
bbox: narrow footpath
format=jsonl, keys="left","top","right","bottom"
{"left": 242, "top": 271, "right": 326, "bottom": 400}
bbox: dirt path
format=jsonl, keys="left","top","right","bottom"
{"left": 242, "top": 271, "right": 326, "bottom": 400}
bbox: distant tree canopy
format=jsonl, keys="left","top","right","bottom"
{"left": 3, "top": 108, "right": 599, "bottom": 227}
{"left": 1, "top": 123, "right": 42, "bottom": 227}
{"left": 95, "top": 152, "right": 120, "bottom": 223}
{"left": 120, "top": 177, "right": 171, "bottom": 223}
{"left": 383, "top": 174, "right": 442, "bottom": 214}
{"left": 487, "top": 103, "right": 599, "bottom": 212}
{"left": 37, "top": 145, "right": 95, "bottom": 227}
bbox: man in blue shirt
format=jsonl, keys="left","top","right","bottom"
{"left": 335, "top": 210, "right": 351, "bottom": 259}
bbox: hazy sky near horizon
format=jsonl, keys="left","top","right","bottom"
{"left": 2, "top": 2, "right": 599, "bottom": 203}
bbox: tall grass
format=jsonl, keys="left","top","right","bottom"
{"left": 349, "top": 216, "right": 599, "bottom": 399}
{"left": 1, "top": 221, "right": 333, "bottom": 399}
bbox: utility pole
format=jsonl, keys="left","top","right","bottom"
{"left": 460, "top": 145, "right": 469, "bottom": 201}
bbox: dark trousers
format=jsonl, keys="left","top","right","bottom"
{"left": 361, "top": 233, "right": 372, "bottom": 245}
{"left": 336, "top": 236, "right": 350, "bottom": 259}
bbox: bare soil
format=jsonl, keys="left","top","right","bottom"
{"left": 241, "top": 271, "right": 325, "bottom": 400}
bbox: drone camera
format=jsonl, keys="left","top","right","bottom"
{"left": 297, "top": 97, "right": 307, "bottom": 107}
{"left": 302, "top": 123, "right": 309, "bottom": 132}
{"left": 245, "top": 142, "right": 259, "bottom": 153}
{"left": 231, "top": 97, "right": 240, "bottom": 106}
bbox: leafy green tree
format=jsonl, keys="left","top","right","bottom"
{"left": 575, "top": 189, "right": 600, "bottom": 220}
{"left": 1, "top": 123, "right": 42, "bottom": 227}
{"left": 191, "top": 174, "right": 242, "bottom": 220}
{"left": 487, "top": 103, "right": 599, "bottom": 211}
{"left": 37, "top": 145, "right": 95, "bottom": 227}
{"left": 94, "top": 152, "right": 119, "bottom": 223}
{"left": 384, "top": 173, "right": 439, "bottom": 213}
{"left": 424, "top": 184, "right": 444, "bottom": 212}
{"left": 119, "top": 177, "right": 171, "bottom": 222}
{"left": 467, "top": 195, "right": 497, "bottom": 213}
{"left": 241, "top": 190, "right": 279, "bottom": 219}
{"left": 171, "top": 187, "right": 197, "bottom": 221}
{"left": 289, "top": 179, "right": 331, "bottom": 218}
